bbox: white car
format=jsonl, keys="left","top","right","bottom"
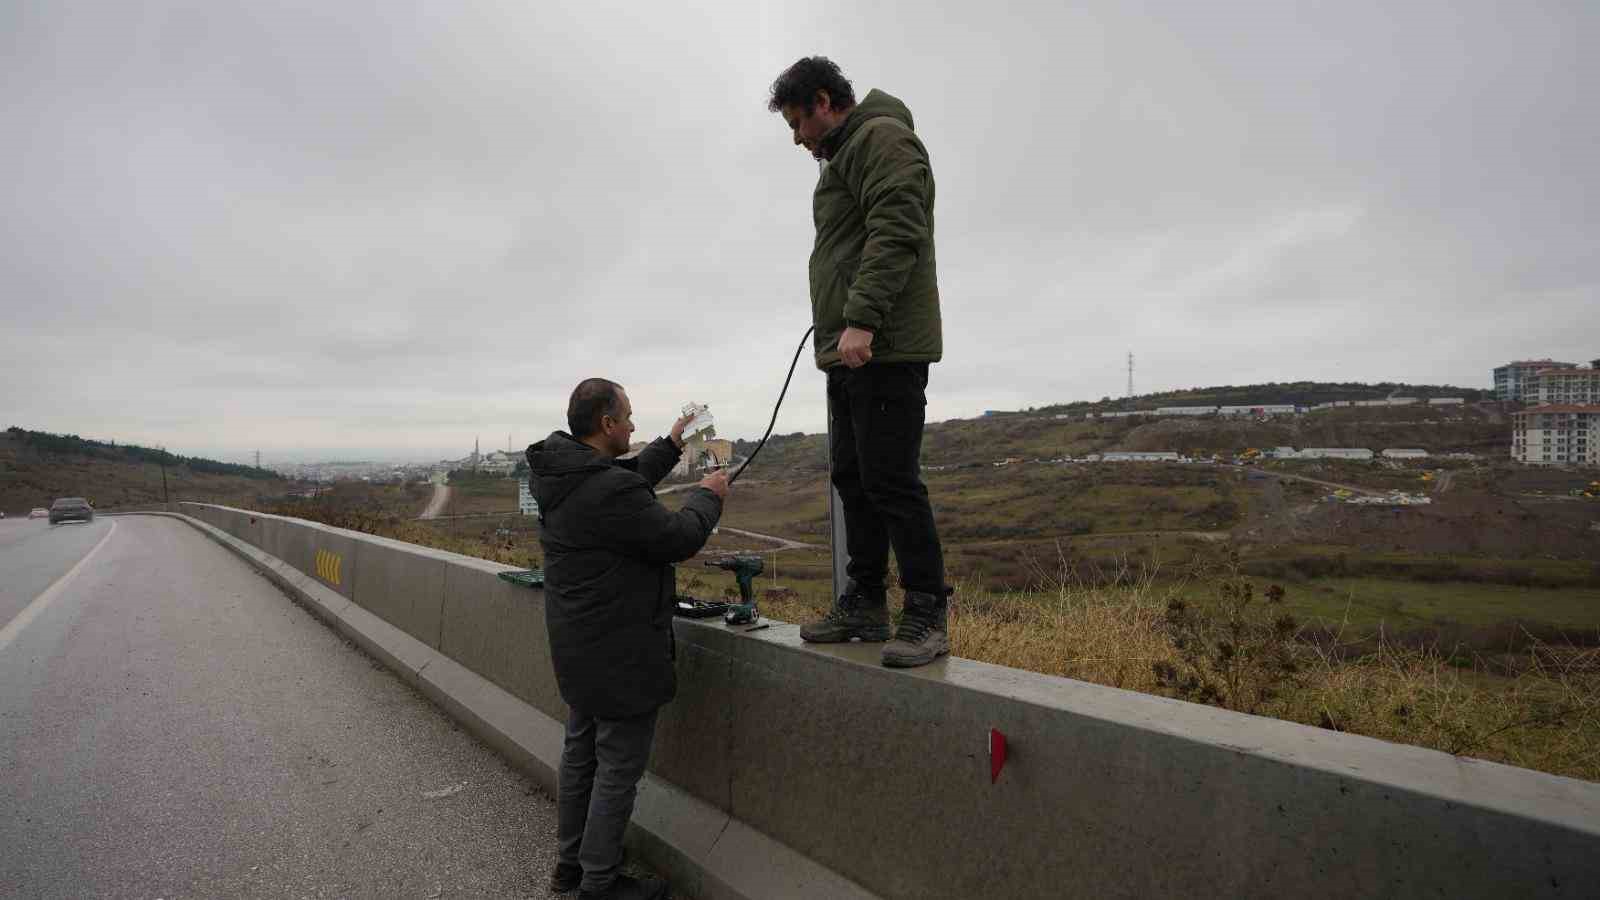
{"left": 28, "top": 508, "right": 48, "bottom": 519}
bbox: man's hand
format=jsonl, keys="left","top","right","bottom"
{"left": 698, "top": 469, "right": 730, "bottom": 499}
{"left": 670, "top": 412, "right": 695, "bottom": 449}
{"left": 838, "top": 326, "right": 874, "bottom": 368}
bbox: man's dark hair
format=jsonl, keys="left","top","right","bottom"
{"left": 767, "top": 56, "right": 855, "bottom": 114}
{"left": 567, "top": 378, "right": 624, "bottom": 439}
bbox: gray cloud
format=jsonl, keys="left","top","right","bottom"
{"left": 3, "top": 0, "right": 1595, "bottom": 462}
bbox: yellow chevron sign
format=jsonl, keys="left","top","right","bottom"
{"left": 315, "top": 549, "right": 343, "bottom": 586}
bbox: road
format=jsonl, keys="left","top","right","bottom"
{"left": 419, "top": 482, "right": 451, "bottom": 519}
{"left": 0, "top": 515, "right": 568, "bottom": 899}
{"left": 1249, "top": 468, "right": 1384, "bottom": 496}
{"left": 715, "top": 526, "right": 820, "bottom": 552}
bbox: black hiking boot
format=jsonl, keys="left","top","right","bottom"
{"left": 578, "top": 873, "right": 668, "bottom": 900}
{"left": 800, "top": 581, "right": 891, "bottom": 643}
{"left": 881, "top": 589, "right": 950, "bottom": 668}
{"left": 549, "top": 861, "right": 581, "bottom": 893}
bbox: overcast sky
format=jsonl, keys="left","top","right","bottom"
{"left": 4, "top": 1, "right": 1596, "bottom": 463}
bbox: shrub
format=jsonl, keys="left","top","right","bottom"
{"left": 1152, "top": 549, "right": 1302, "bottom": 713}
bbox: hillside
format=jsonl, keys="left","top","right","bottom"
{"left": 0, "top": 427, "right": 298, "bottom": 514}
{"left": 1112, "top": 403, "right": 1508, "bottom": 456}
{"left": 1034, "top": 380, "right": 1490, "bottom": 414}
{"left": 727, "top": 395, "right": 1509, "bottom": 477}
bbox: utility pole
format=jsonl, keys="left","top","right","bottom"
{"left": 1126, "top": 351, "right": 1135, "bottom": 398}
{"left": 159, "top": 446, "right": 170, "bottom": 506}
{"left": 255, "top": 449, "right": 261, "bottom": 470}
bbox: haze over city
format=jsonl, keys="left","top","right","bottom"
{"left": 4, "top": 1, "right": 1596, "bottom": 464}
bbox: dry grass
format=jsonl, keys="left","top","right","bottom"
{"left": 280, "top": 502, "right": 1600, "bottom": 782}
{"left": 1287, "top": 635, "right": 1599, "bottom": 777}
{"left": 267, "top": 501, "right": 537, "bottom": 568}
{"left": 756, "top": 547, "right": 1600, "bottom": 782}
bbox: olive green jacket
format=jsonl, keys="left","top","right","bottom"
{"left": 809, "top": 89, "right": 943, "bottom": 370}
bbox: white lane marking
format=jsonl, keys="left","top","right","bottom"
{"left": 421, "top": 782, "right": 467, "bottom": 799}
{"left": 0, "top": 519, "right": 119, "bottom": 653}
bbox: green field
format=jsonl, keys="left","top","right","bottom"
{"left": 442, "top": 471, "right": 519, "bottom": 515}
{"left": 1262, "top": 577, "right": 1600, "bottom": 632}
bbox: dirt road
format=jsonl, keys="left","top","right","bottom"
{"left": 715, "top": 526, "right": 820, "bottom": 552}
{"left": 1432, "top": 470, "right": 1456, "bottom": 493}
{"left": 1256, "top": 469, "right": 1383, "bottom": 496}
{"left": 419, "top": 482, "right": 451, "bottom": 519}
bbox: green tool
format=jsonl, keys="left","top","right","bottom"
{"left": 497, "top": 569, "right": 544, "bottom": 588}
{"left": 705, "top": 555, "right": 764, "bottom": 625}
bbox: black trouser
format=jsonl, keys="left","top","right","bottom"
{"left": 828, "top": 362, "right": 947, "bottom": 598}
{"left": 557, "top": 707, "right": 658, "bottom": 893}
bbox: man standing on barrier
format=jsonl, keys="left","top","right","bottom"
{"left": 527, "top": 378, "right": 728, "bottom": 900}
{"left": 769, "top": 57, "right": 952, "bottom": 667}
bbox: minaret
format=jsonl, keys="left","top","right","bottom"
{"left": 473, "top": 436, "right": 481, "bottom": 469}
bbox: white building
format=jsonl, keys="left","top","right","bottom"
{"left": 517, "top": 479, "right": 540, "bottom": 516}
{"left": 477, "top": 450, "right": 518, "bottom": 475}
{"left": 1155, "top": 406, "right": 1217, "bottom": 417}
{"left": 1101, "top": 451, "right": 1182, "bottom": 462}
{"left": 1092, "top": 410, "right": 1146, "bottom": 419}
{"left": 1297, "top": 448, "right": 1374, "bottom": 460}
{"left": 1495, "top": 359, "right": 1576, "bottom": 402}
{"left": 1266, "top": 446, "right": 1299, "bottom": 459}
{"left": 1511, "top": 405, "right": 1600, "bottom": 466}
{"left": 1530, "top": 362, "right": 1600, "bottom": 407}
{"left": 1381, "top": 448, "right": 1429, "bottom": 459}
{"left": 1218, "top": 405, "right": 1298, "bottom": 417}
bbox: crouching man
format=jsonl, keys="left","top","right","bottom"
{"left": 527, "top": 378, "right": 729, "bottom": 900}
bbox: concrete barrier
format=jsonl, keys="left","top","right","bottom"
{"left": 174, "top": 503, "right": 1600, "bottom": 899}
{"left": 437, "top": 557, "right": 567, "bottom": 722}
{"left": 349, "top": 535, "right": 451, "bottom": 649}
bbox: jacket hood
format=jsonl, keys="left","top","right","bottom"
{"left": 526, "top": 431, "right": 610, "bottom": 515}
{"left": 820, "top": 89, "right": 914, "bottom": 159}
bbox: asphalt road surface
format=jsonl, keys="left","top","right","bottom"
{"left": 0, "top": 515, "right": 567, "bottom": 899}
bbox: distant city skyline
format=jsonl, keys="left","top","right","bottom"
{"left": 45, "top": 371, "right": 1512, "bottom": 467}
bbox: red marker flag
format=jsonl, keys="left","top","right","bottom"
{"left": 989, "top": 728, "right": 1007, "bottom": 784}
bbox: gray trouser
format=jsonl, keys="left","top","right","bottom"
{"left": 557, "top": 706, "right": 659, "bottom": 893}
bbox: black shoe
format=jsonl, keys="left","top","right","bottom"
{"left": 549, "top": 862, "right": 582, "bottom": 893}
{"left": 578, "top": 873, "right": 668, "bottom": 900}
{"left": 800, "top": 580, "right": 891, "bottom": 643}
{"left": 882, "top": 589, "right": 950, "bottom": 668}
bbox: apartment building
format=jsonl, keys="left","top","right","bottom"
{"left": 1511, "top": 405, "right": 1600, "bottom": 466}
{"left": 517, "top": 478, "right": 540, "bottom": 516}
{"left": 1529, "top": 361, "right": 1600, "bottom": 407}
{"left": 1493, "top": 359, "right": 1576, "bottom": 401}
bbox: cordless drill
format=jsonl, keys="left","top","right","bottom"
{"left": 705, "top": 555, "right": 764, "bottom": 625}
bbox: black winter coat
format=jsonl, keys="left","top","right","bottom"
{"left": 526, "top": 431, "right": 722, "bottom": 718}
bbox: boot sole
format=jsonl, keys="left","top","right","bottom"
{"left": 799, "top": 626, "right": 892, "bottom": 644}
{"left": 881, "top": 636, "right": 950, "bottom": 668}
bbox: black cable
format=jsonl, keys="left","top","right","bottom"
{"left": 730, "top": 325, "right": 815, "bottom": 484}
